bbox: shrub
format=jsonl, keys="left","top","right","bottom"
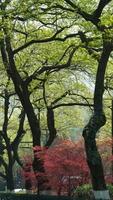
{"left": 73, "top": 184, "right": 113, "bottom": 200}
{"left": 73, "top": 184, "right": 93, "bottom": 200}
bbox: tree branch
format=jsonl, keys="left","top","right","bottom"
{"left": 92, "top": 0, "right": 112, "bottom": 19}
{"left": 53, "top": 102, "right": 93, "bottom": 109}
{"left": 25, "top": 46, "right": 78, "bottom": 84}
{"left": 13, "top": 28, "right": 65, "bottom": 54}
{"left": 64, "top": 0, "right": 112, "bottom": 27}
{"left": 94, "top": 41, "right": 112, "bottom": 113}
{"left": 11, "top": 110, "right": 25, "bottom": 149}
{"left": 51, "top": 91, "right": 69, "bottom": 106}
{"left": 11, "top": 109, "right": 25, "bottom": 167}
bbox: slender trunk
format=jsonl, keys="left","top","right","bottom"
{"left": 2, "top": 90, "right": 15, "bottom": 191}
{"left": 33, "top": 154, "right": 44, "bottom": 194}
{"left": 5, "top": 141, "right": 15, "bottom": 191}
{"left": 83, "top": 42, "right": 112, "bottom": 200}
{"left": 24, "top": 163, "right": 32, "bottom": 191}
{"left": 111, "top": 99, "right": 113, "bottom": 184}
{"left": 68, "top": 176, "right": 71, "bottom": 196}
{"left": 6, "top": 165, "right": 14, "bottom": 191}
{"left": 58, "top": 185, "right": 62, "bottom": 196}
{"left": 33, "top": 108, "right": 57, "bottom": 194}
{"left": 33, "top": 107, "right": 57, "bottom": 193}
{"left": 32, "top": 151, "right": 51, "bottom": 194}
{"left": 46, "top": 107, "right": 57, "bottom": 147}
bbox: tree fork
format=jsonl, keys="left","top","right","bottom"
{"left": 1, "top": 36, "right": 43, "bottom": 192}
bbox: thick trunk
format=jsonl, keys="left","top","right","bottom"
{"left": 83, "top": 112, "right": 111, "bottom": 200}
{"left": 83, "top": 112, "right": 106, "bottom": 190}
{"left": 83, "top": 42, "right": 112, "bottom": 200}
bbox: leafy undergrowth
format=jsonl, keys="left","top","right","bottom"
{"left": 73, "top": 184, "right": 113, "bottom": 200}
{"left": 73, "top": 184, "right": 93, "bottom": 200}
{"left": 0, "top": 193, "right": 73, "bottom": 200}
{"left": 1, "top": 186, "right": 113, "bottom": 200}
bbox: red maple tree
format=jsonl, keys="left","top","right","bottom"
{"left": 22, "top": 137, "right": 113, "bottom": 195}
{"left": 44, "top": 139, "right": 90, "bottom": 196}
{"left": 21, "top": 139, "right": 90, "bottom": 195}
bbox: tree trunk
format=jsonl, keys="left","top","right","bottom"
{"left": 46, "top": 107, "right": 57, "bottom": 147}
{"left": 2, "top": 36, "right": 41, "bottom": 147}
{"left": 32, "top": 152, "right": 51, "bottom": 194}
{"left": 24, "top": 163, "right": 32, "bottom": 191}
{"left": 17, "top": 84, "right": 41, "bottom": 147}
{"left": 6, "top": 165, "right": 14, "bottom": 191}
{"left": 83, "top": 42, "right": 112, "bottom": 200}
{"left": 111, "top": 99, "right": 113, "bottom": 184}
{"left": 1, "top": 37, "right": 43, "bottom": 192}
{"left": 83, "top": 113, "right": 107, "bottom": 188}
{"left": 33, "top": 108, "right": 57, "bottom": 193}
{"left": 1, "top": 90, "right": 15, "bottom": 191}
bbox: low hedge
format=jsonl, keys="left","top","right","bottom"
{"left": 0, "top": 193, "right": 73, "bottom": 200}
{"left": 73, "top": 184, "right": 113, "bottom": 200}
{"left": 73, "top": 184, "right": 94, "bottom": 200}
{"left": 1, "top": 185, "right": 113, "bottom": 200}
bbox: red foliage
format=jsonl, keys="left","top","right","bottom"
{"left": 44, "top": 139, "right": 90, "bottom": 195}
{"left": 97, "top": 137, "right": 113, "bottom": 184}
{"left": 22, "top": 139, "right": 90, "bottom": 194}
{"left": 21, "top": 155, "right": 36, "bottom": 191}
{"left": 22, "top": 137, "right": 113, "bottom": 195}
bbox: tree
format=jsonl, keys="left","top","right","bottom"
{"left": 0, "top": 87, "right": 25, "bottom": 190}
{"left": 0, "top": 0, "right": 87, "bottom": 193}
{"left": 1, "top": 0, "right": 113, "bottom": 198}
{"left": 22, "top": 139, "right": 90, "bottom": 196}
{"left": 41, "top": 1, "right": 113, "bottom": 199}
{"left": 44, "top": 139, "right": 90, "bottom": 196}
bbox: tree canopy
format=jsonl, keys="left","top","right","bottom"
{"left": 0, "top": 0, "right": 113, "bottom": 199}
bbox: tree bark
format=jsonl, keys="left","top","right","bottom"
{"left": 36, "top": 107, "right": 57, "bottom": 193}
{"left": 0, "top": 35, "right": 41, "bottom": 147}
{"left": 82, "top": 42, "right": 112, "bottom": 200}
{"left": 2, "top": 90, "right": 15, "bottom": 191}
{"left": 1, "top": 36, "right": 42, "bottom": 192}
{"left": 46, "top": 107, "right": 57, "bottom": 147}
{"left": 83, "top": 113, "right": 107, "bottom": 190}
{"left": 6, "top": 165, "right": 14, "bottom": 191}
{"left": 112, "top": 99, "right": 113, "bottom": 184}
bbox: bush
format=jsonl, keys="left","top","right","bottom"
{"left": 0, "top": 193, "right": 73, "bottom": 200}
{"left": 73, "top": 184, "right": 113, "bottom": 200}
{"left": 107, "top": 184, "right": 113, "bottom": 198}
{"left": 73, "top": 184, "right": 93, "bottom": 200}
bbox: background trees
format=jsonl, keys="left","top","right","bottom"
{"left": 0, "top": 0, "right": 113, "bottom": 199}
